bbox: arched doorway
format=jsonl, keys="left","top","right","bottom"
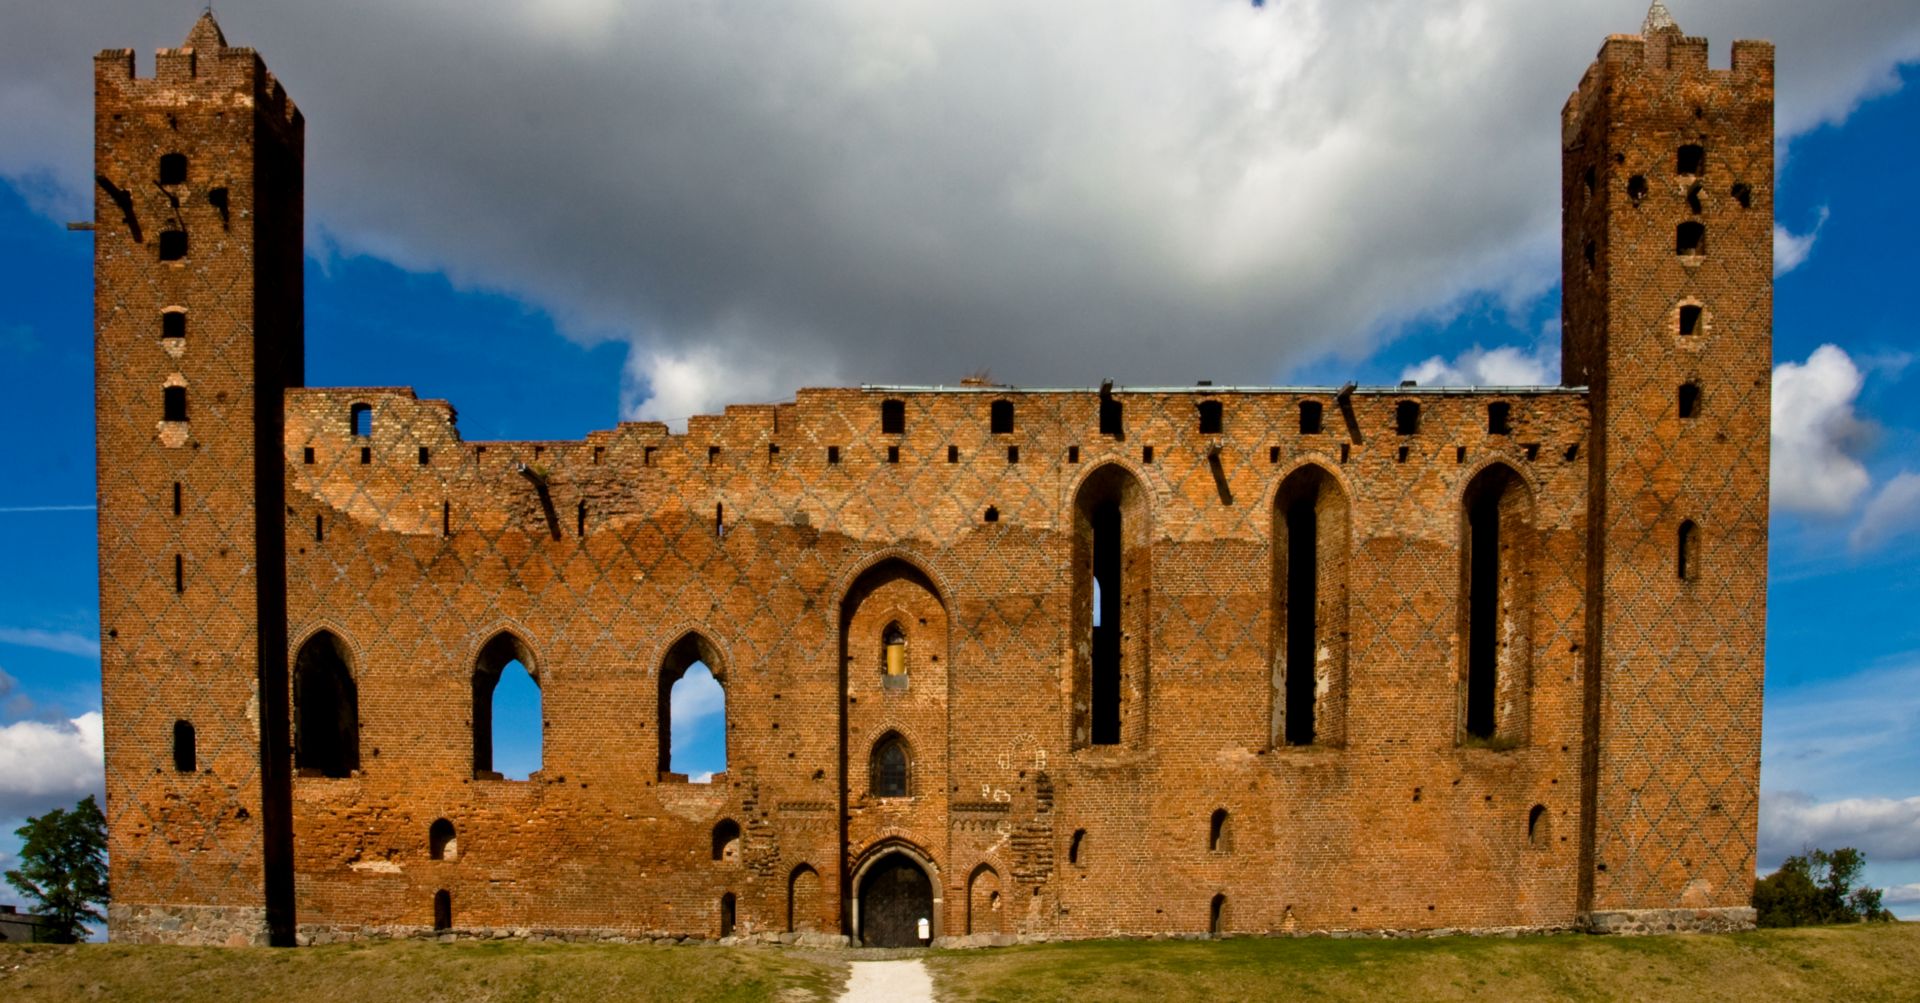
{"left": 855, "top": 850, "right": 936, "bottom": 947}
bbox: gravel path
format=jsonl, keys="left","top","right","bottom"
{"left": 839, "top": 958, "right": 935, "bottom": 1002}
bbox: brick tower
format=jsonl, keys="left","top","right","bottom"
{"left": 1561, "top": 2, "right": 1772, "bottom": 930}
{"left": 93, "top": 13, "right": 303, "bottom": 945}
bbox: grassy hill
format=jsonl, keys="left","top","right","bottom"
{"left": 2, "top": 923, "right": 1915, "bottom": 1002}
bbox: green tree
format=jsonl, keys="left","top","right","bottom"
{"left": 1753, "top": 846, "right": 1895, "bottom": 927}
{"left": 4, "top": 795, "right": 109, "bottom": 943}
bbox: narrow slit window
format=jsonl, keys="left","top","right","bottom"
{"left": 163, "top": 385, "right": 187, "bottom": 422}
{"left": 577, "top": 500, "right": 587, "bottom": 537}
{"left": 419, "top": 446, "right": 431, "bottom": 465}
{"left": 1487, "top": 402, "right": 1511, "bottom": 436}
{"left": 174, "top": 553, "right": 184, "bottom": 593}
{"left": 1678, "top": 520, "right": 1699, "bottom": 582}
{"left": 1069, "top": 829, "right": 1086, "bottom": 865}
{"left": 1676, "top": 222, "right": 1706, "bottom": 256}
{"left": 990, "top": 399, "right": 1015, "bottom": 435}
{"left": 1679, "top": 383, "right": 1701, "bottom": 419}
{"left": 715, "top": 502, "right": 725, "bottom": 538}
{"left": 1197, "top": 400, "right": 1223, "bottom": 435}
{"left": 314, "top": 514, "right": 324, "bottom": 542}
{"left": 172, "top": 720, "right": 196, "bottom": 773}
{"left": 881, "top": 398, "right": 906, "bottom": 434}
{"left": 1209, "top": 894, "right": 1226, "bottom": 935}
{"left": 172, "top": 482, "right": 182, "bottom": 517}
{"left": 1299, "top": 401, "right": 1323, "bottom": 435}
{"left": 161, "top": 311, "right": 186, "bottom": 340}
{"left": 720, "top": 893, "right": 736, "bottom": 938}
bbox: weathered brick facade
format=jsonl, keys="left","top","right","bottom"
{"left": 94, "top": 8, "right": 1769, "bottom": 947}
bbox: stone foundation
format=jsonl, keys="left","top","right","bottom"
{"left": 1582, "top": 908, "right": 1757, "bottom": 935}
{"left": 109, "top": 903, "right": 272, "bottom": 946}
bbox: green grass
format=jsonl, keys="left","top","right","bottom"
{"left": 0, "top": 938, "right": 846, "bottom": 1003}
{"left": 926, "top": 923, "right": 1920, "bottom": 1002}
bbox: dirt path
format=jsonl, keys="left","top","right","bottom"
{"left": 838, "top": 958, "right": 935, "bottom": 1002}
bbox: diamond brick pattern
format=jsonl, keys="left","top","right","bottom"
{"left": 96, "top": 16, "right": 1769, "bottom": 946}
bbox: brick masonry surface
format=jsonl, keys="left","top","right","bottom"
{"left": 94, "top": 12, "right": 1769, "bottom": 946}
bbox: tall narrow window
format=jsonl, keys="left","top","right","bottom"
{"left": 1197, "top": 400, "right": 1223, "bottom": 435}
{"left": 990, "top": 399, "right": 1015, "bottom": 434}
{"left": 1208, "top": 809, "right": 1230, "bottom": 852}
{"left": 473, "top": 633, "right": 540, "bottom": 781}
{"left": 1487, "top": 402, "right": 1511, "bottom": 435}
{"left": 1075, "top": 465, "right": 1148, "bottom": 747}
{"left": 880, "top": 398, "right": 906, "bottom": 434}
{"left": 882, "top": 623, "right": 907, "bottom": 678}
{"left": 172, "top": 482, "right": 182, "bottom": 517}
{"left": 1275, "top": 465, "right": 1348, "bottom": 748}
{"left": 660, "top": 633, "right": 726, "bottom": 782}
{"left": 1676, "top": 222, "right": 1706, "bottom": 256}
{"left": 1299, "top": 400, "right": 1323, "bottom": 435}
{"left": 158, "top": 153, "right": 188, "bottom": 185}
{"left": 1395, "top": 401, "right": 1420, "bottom": 435}
{"left": 172, "top": 720, "right": 196, "bottom": 773}
{"left": 1679, "top": 383, "right": 1701, "bottom": 419}
{"left": 720, "top": 893, "right": 737, "bottom": 938}
{"left": 429, "top": 818, "right": 457, "bottom": 861}
{"left": 1069, "top": 829, "right": 1086, "bottom": 866}
{"left": 161, "top": 310, "right": 186, "bottom": 340}
{"left": 1099, "top": 391, "right": 1123, "bottom": 436}
{"left": 1209, "top": 894, "right": 1227, "bottom": 935}
{"left": 1678, "top": 520, "right": 1699, "bottom": 582}
{"left": 294, "top": 631, "right": 360, "bottom": 779}
{"left": 163, "top": 385, "right": 187, "bottom": 422}
{"left": 871, "top": 733, "right": 909, "bottom": 797}
{"left": 350, "top": 403, "right": 372, "bottom": 438}
{"left": 1679, "top": 304, "right": 1703, "bottom": 337}
{"left": 1461, "top": 465, "right": 1535, "bottom": 744}
{"left": 433, "top": 890, "right": 452, "bottom": 931}
{"left": 1528, "top": 804, "right": 1548, "bottom": 847}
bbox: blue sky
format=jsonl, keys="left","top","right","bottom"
{"left": 3, "top": 2, "right": 1919, "bottom": 920}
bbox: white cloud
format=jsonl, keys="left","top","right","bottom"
{"left": 1774, "top": 207, "right": 1830, "bottom": 277}
{"left": 1851, "top": 472, "right": 1920, "bottom": 551}
{"left": 1760, "top": 792, "right": 1920, "bottom": 868}
{"left": 0, "top": 627, "right": 101, "bottom": 659}
{"left": 0, "top": 3, "right": 1915, "bottom": 416}
{"left": 0, "top": 711, "right": 103, "bottom": 820}
{"left": 1400, "top": 343, "right": 1558, "bottom": 388}
{"left": 1771, "top": 345, "right": 1873, "bottom": 516}
{"left": 1762, "top": 659, "right": 1920, "bottom": 818}
{"left": 1885, "top": 882, "right": 1920, "bottom": 905}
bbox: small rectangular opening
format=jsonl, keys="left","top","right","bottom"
{"left": 303, "top": 446, "right": 314, "bottom": 465}
{"left": 163, "top": 385, "right": 187, "bottom": 422}
{"left": 1679, "top": 305, "right": 1703, "bottom": 337}
{"left": 1456, "top": 446, "right": 1467, "bottom": 464}
{"left": 1299, "top": 401, "right": 1323, "bottom": 435}
{"left": 158, "top": 230, "right": 187, "bottom": 261}
{"left": 948, "top": 445, "right": 959, "bottom": 464}
{"left": 643, "top": 445, "right": 657, "bottom": 467}
{"left": 1395, "top": 401, "right": 1420, "bottom": 435}
{"left": 887, "top": 445, "right": 900, "bottom": 464}
{"left": 827, "top": 446, "right": 840, "bottom": 465}
{"left": 708, "top": 445, "right": 721, "bottom": 465}
{"left": 1396, "top": 446, "right": 1409, "bottom": 463}
{"left": 1067, "top": 445, "right": 1079, "bottom": 464}
{"left": 418, "top": 446, "right": 431, "bottom": 465}
{"left": 881, "top": 399, "right": 906, "bottom": 435}
{"left": 1007, "top": 445, "right": 1019, "bottom": 464}
{"left": 1340, "top": 443, "right": 1350, "bottom": 463}
{"left": 1142, "top": 446, "right": 1154, "bottom": 464}
{"left": 592, "top": 446, "right": 605, "bottom": 465}
{"left": 1487, "top": 402, "right": 1511, "bottom": 435}
{"left": 991, "top": 400, "right": 1015, "bottom": 435}
{"left": 769, "top": 443, "right": 780, "bottom": 462}
{"left": 1269, "top": 446, "right": 1280, "bottom": 464}
{"left": 360, "top": 446, "right": 371, "bottom": 465}
{"left": 1197, "top": 400, "right": 1223, "bottom": 435}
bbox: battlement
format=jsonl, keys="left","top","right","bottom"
{"left": 1563, "top": 31, "right": 1773, "bottom": 142}
{"left": 94, "top": 24, "right": 302, "bottom": 131}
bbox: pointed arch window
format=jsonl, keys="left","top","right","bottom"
{"left": 871, "top": 733, "right": 910, "bottom": 798}
{"left": 294, "top": 632, "right": 360, "bottom": 778}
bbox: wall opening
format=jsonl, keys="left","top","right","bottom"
{"left": 173, "top": 482, "right": 182, "bottom": 517}
{"left": 1679, "top": 383, "right": 1701, "bottom": 419}
{"left": 163, "top": 385, "right": 187, "bottom": 422}
{"left": 991, "top": 399, "right": 1015, "bottom": 434}
{"left": 172, "top": 719, "right": 196, "bottom": 773}
{"left": 1679, "top": 304, "right": 1703, "bottom": 337}
{"left": 1732, "top": 182, "right": 1753, "bottom": 209}
{"left": 472, "top": 633, "right": 541, "bottom": 780}
{"left": 158, "top": 229, "right": 187, "bottom": 261}
{"left": 660, "top": 633, "right": 726, "bottom": 782}
{"left": 1074, "top": 465, "right": 1149, "bottom": 747}
{"left": 1676, "top": 143, "right": 1705, "bottom": 176}
{"left": 1676, "top": 221, "right": 1706, "bottom": 256}
{"left": 881, "top": 398, "right": 906, "bottom": 434}
{"left": 1487, "top": 402, "right": 1511, "bottom": 435}
{"left": 882, "top": 622, "right": 908, "bottom": 679}
{"left": 1069, "top": 829, "right": 1086, "bottom": 866}
{"left": 787, "top": 864, "right": 820, "bottom": 932}
{"left": 429, "top": 818, "right": 457, "bottom": 861}
{"left": 1209, "top": 894, "right": 1226, "bottom": 935}
{"left": 1274, "top": 464, "right": 1348, "bottom": 748}
{"left": 1678, "top": 520, "right": 1699, "bottom": 582}
{"left": 712, "top": 819, "right": 742, "bottom": 862}
{"left": 1208, "top": 809, "right": 1230, "bottom": 852}
{"left": 857, "top": 852, "right": 934, "bottom": 948}
{"left": 1628, "top": 174, "right": 1648, "bottom": 203}
{"left": 350, "top": 403, "right": 372, "bottom": 438}
{"left": 1461, "top": 464, "right": 1535, "bottom": 744}
{"left": 433, "top": 890, "right": 452, "bottom": 931}
{"left": 293, "top": 631, "right": 360, "bottom": 779}
{"left": 1197, "top": 400, "right": 1223, "bottom": 435}
{"left": 1299, "top": 400, "right": 1323, "bottom": 435}
{"left": 161, "top": 310, "right": 186, "bottom": 340}
{"left": 871, "top": 732, "right": 910, "bottom": 798}
{"left": 1099, "top": 394, "right": 1123, "bottom": 436}
{"left": 1395, "top": 401, "right": 1420, "bottom": 435}
{"left": 1528, "top": 804, "right": 1548, "bottom": 847}
{"left": 719, "top": 893, "right": 736, "bottom": 937}
{"left": 158, "top": 152, "right": 188, "bottom": 185}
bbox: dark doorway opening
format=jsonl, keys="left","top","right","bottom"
{"left": 858, "top": 853, "right": 934, "bottom": 947}
{"left": 1466, "top": 485, "right": 1501, "bottom": 739}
